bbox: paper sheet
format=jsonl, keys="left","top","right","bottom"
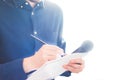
{"left": 27, "top": 53, "right": 87, "bottom": 80}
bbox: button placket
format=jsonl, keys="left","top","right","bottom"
{"left": 31, "top": 8, "right": 40, "bottom": 51}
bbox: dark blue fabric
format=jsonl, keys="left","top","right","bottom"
{"left": 0, "top": 0, "right": 71, "bottom": 80}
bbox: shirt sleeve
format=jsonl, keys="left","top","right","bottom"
{"left": 56, "top": 8, "right": 71, "bottom": 77}
{"left": 0, "top": 59, "right": 27, "bottom": 80}
{"left": 57, "top": 39, "right": 71, "bottom": 77}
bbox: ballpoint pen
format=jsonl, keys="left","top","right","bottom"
{"left": 30, "top": 34, "right": 65, "bottom": 57}
{"left": 31, "top": 34, "right": 47, "bottom": 44}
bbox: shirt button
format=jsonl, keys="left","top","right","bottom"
{"left": 25, "top": 2, "right": 29, "bottom": 5}
{"left": 37, "top": 4, "right": 40, "bottom": 6}
{"left": 34, "top": 31, "right": 37, "bottom": 35}
{"left": 31, "top": 12, "right": 34, "bottom": 15}
{"left": 20, "top": 6, "right": 23, "bottom": 8}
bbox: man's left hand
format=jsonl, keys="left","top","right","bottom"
{"left": 63, "top": 58, "right": 85, "bottom": 73}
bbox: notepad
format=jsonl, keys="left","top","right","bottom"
{"left": 27, "top": 53, "right": 87, "bottom": 80}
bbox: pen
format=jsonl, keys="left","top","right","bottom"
{"left": 31, "top": 34, "right": 65, "bottom": 57}
{"left": 30, "top": 34, "right": 47, "bottom": 44}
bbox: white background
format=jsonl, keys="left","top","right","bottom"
{"left": 49, "top": 0, "right": 120, "bottom": 80}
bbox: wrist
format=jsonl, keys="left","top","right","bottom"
{"left": 23, "top": 54, "right": 46, "bottom": 73}
{"left": 23, "top": 56, "right": 37, "bottom": 73}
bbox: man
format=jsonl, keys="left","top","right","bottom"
{"left": 0, "top": 0, "right": 84, "bottom": 80}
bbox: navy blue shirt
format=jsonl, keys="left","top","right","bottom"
{"left": 0, "top": 0, "right": 70, "bottom": 80}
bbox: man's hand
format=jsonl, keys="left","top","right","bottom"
{"left": 63, "top": 58, "right": 85, "bottom": 73}
{"left": 23, "top": 44, "right": 64, "bottom": 73}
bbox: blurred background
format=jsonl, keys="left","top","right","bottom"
{"left": 49, "top": 0, "right": 120, "bottom": 80}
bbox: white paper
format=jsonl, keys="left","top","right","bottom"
{"left": 27, "top": 53, "right": 87, "bottom": 80}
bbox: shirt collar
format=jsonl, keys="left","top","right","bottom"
{"left": 13, "top": 0, "right": 45, "bottom": 8}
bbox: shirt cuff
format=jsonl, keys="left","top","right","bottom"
{"left": 60, "top": 71, "right": 71, "bottom": 77}
{"left": 1, "top": 59, "right": 27, "bottom": 80}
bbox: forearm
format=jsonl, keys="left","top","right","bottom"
{"left": 23, "top": 55, "right": 43, "bottom": 73}
{"left": 23, "top": 56, "right": 36, "bottom": 73}
{"left": 0, "top": 59, "right": 27, "bottom": 80}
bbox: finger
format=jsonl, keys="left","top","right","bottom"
{"left": 69, "top": 58, "right": 84, "bottom": 65}
{"left": 66, "top": 63, "right": 82, "bottom": 69}
{"left": 63, "top": 64, "right": 84, "bottom": 73}
{"left": 45, "top": 55, "right": 57, "bottom": 61}
{"left": 64, "top": 61, "right": 85, "bottom": 69}
{"left": 43, "top": 45, "right": 63, "bottom": 51}
{"left": 43, "top": 45, "right": 64, "bottom": 55}
{"left": 44, "top": 51, "right": 64, "bottom": 58}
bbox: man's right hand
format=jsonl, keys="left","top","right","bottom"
{"left": 23, "top": 44, "right": 64, "bottom": 73}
